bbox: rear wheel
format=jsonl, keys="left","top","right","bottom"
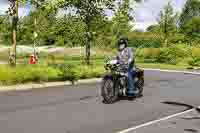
{"left": 101, "top": 79, "right": 118, "bottom": 104}
{"left": 136, "top": 79, "right": 144, "bottom": 97}
{"left": 135, "top": 68, "right": 144, "bottom": 97}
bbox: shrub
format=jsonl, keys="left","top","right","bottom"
{"left": 192, "top": 48, "right": 200, "bottom": 58}
{"left": 128, "top": 38, "right": 161, "bottom": 48}
{"left": 14, "top": 65, "right": 62, "bottom": 83}
{"left": 155, "top": 45, "right": 190, "bottom": 64}
{"left": 143, "top": 48, "right": 160, "bottom": 59}
{"left": 127, "top": 32, "right": 162, "bottom": 48}
{"left": 0, "top": 65, "right": 63, "bottom": 85}
{"left": 51, "top": 63, "right": 79, "bottom": 82}
{"left": 0, "top": 65, "right": 15, "bottom": 85}
{"left": 188, "top": 57, "right": 200, "bottom": 66}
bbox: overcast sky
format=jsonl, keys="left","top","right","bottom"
{"left": 0, "top": 0, "right": 186, "bottom": 31}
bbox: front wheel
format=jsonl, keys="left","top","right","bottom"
{"left": 101, "top": 78, "right": 118, "bottom": 104}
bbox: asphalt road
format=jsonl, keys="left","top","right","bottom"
{"left": 0, "top": 70, "right": 200, "bottom": 133}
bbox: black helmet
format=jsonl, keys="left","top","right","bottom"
{"left": 117, "top": 37, "right": 128, "bottom": 48}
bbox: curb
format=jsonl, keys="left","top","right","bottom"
{"left": 0, "top": 68, "right": 199, "bottom": 92}
{"left": 0, "top": 78, "right": 102, "bottom": 92}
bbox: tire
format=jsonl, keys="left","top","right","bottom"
{"left": 136, "top": 79, "right": 144, "bottom": 97}
{"left": 135, "top": 68, "right": 144, "bottom": 97}
{"left": 101, "top": 78, "right": 118, "bottom": 104}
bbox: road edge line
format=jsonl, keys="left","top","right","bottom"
{"left": 143, "top": 68, "right": 200, "bottom": 75}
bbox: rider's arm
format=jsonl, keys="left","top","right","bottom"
{"left": 128, "top": 48, "right": 134, "bottom": 65}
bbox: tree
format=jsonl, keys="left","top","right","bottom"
{"left": 112, "top": 0, "right": 133, "bottom": 38}
{"left": 182, "top": 16, "right": 200, "bottom": 45}
{"left": 158, "top": 2, "right": 178, "bottom": 47}
{"left": 179, "top": 0, "right": 200, "bottom": 29}
{"left": 59, "top": 0, "right": 115, "bottom": 65}
{"left": 59, "top": 0, "right": 142, "bottom": 64}
{"left": 0, "top": 15, "right": 11, "bottom": 45}
{"left": 146, "top": 24, "right": 160, "bottom": 32}
{"left": 17, "top": 9, "right": 57, "bottom": 45}
{"left": 53, "top": 15, "right": 85, "bottom": 47}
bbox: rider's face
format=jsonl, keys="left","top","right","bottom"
{"left": 119, "top": 44, "right": 125, "bottom": 51}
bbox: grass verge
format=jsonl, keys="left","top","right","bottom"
{"left": 0, "top": 59, "right": 192, "bottom": 87}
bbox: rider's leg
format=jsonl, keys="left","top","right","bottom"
{"left": 127, "top": 69, "right": 138, "bottom": 96}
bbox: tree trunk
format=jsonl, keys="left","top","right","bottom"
{"left": 85, "top": 22, "right": 91, "bottom": 65}
{"left": 9, "top": 1, "right": 18, "bottom": 66}
{"left": 85, "top": 32, "right": 91, "bottom": 65}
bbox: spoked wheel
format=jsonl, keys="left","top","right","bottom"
{"left": 101, "top": 79, "right": 118, "bottom": 104}
{"left": 135, "top": 78, "right": 144, "bottom": 97}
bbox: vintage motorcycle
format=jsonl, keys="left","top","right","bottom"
{"left": 101, "top": 58, "right": 144, "bottom": 104}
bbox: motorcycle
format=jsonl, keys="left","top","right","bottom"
{"left": 101, "top": 58, "right": 144, "bottom": 104}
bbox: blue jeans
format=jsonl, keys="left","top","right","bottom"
{"left": 127, "top": 68, "right": 138, "bottom": 96}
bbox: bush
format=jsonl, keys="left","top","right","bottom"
{"left": 128, "top": 38, "right": 161, "bottom": 48}
{"left": 156, "top": 45, "right": 190, "bottom": 65}
{"left": 192, "top": 48, "right": 200, "bottom": 58}
{"left": 0, "top": 65, "right": 63, "bottom": 85}
{"left": 74, "top": 64, "right": 104, "bottom": 79}
{"left": 50, "top": 63, "right": 79, "bottom": 82}
{"left": 143, "top": 48, "right": 160, "bottom": 59}
{"left": 136, "top": 44, "right": 191, "bottom": 65}
{"left": 188, "top": 57, "right": 200, "bottom": 66}
{"left": 128, "top": 32, "right": 162, "bottom": 48}
{"left": 14, "top": 65, "right": 62, "bottom": 83}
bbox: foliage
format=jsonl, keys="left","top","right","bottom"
{"left": 158, "top": 2, "right": 178, "bottom": 46}
{"left": 0, "top": 15, "right": 11, "bottom": 45}
{"left": 181, "top": 16, "right": 200, "bottom": 44}
{"left": 188, "top": 57, "right": 200, "bottom": 66}
{"left": 136, "top": 45, "right": 191, "bottom": 65}
{"left": 0, "top": 62, "right": 105, "bottom": 85}
{"left": 179, "top": 0, "right": 200, "bottom": 29}
{"left": 112, "top": 0, "right": 134, "bottom": 37}
{"left": 127, "top": 32, "right": 162, "bottom": 48}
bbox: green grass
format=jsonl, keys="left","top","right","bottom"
{"left": 0, "top": 61, "right": 192, "bottom": 86}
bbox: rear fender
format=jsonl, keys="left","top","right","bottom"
{"left": 136, "top": 69, "right": 144, "bottom": 79}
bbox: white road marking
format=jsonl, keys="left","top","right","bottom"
{"left": 143, "top": 68, "right": 200, "bottom": 75}
{"left": 117, "top": 106, "right": 200, "bottom": 133}
{"left": 116, "top": 68, "right": 200, "bottom": 133}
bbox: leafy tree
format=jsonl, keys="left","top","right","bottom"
{"left": 179, "top": 0, "right": 200, "bottom": 29}
{"left": 0, "top": 15, "right": 11, "bottom": 45}
{"left": 112, "top": 0, "right": 133, "bottom": 38}
{"left": 17, "top": 10, "right": 57, "bottom": 45}
{"left": 53, "top": 15, "right": 85, "bottom": 47}
{"left": 59, "top": 0, "right": 141, "bottom": 64}
{"left": 182, "top": 16, "right": 200, "bottom": 45}
{"left": 59, "top": 0, "right": 115, "bottom": 65}
{"left": 158, "top": 2, "right": 178, "bottom": 47}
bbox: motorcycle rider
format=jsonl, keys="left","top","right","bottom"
{"left": 116, "top": 37, "right": 139, "bottom": 98}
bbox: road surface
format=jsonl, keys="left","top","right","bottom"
{"left": 0, "top": 70, "right": 199, "bottom": 133}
